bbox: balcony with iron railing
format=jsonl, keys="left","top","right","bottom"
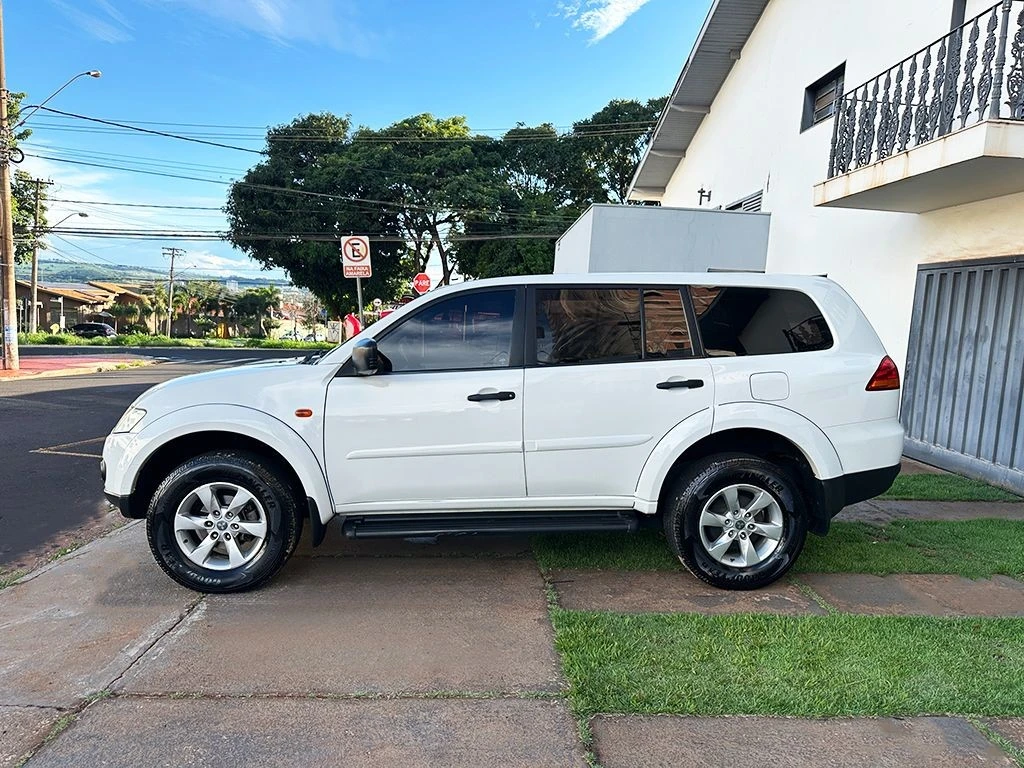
{"left": 815, "top": 0, "right": 1024, "bottom": 212}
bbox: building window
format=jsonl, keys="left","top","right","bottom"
{"left": 801, "top": 64, "right": 845, "bottom": 132}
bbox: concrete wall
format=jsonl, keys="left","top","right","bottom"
{"left": 554, "top": 204, "right": 769, "bottom": 274}
{"left": 658, "top": 0, "right": 1024, "bottom": 371}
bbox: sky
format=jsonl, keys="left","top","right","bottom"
{"left": 8, "top": 0, "right": 708, "bottom": 285}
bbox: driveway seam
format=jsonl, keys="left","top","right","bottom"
{"left": 969, "top": 717, "right": 1024, "bottom": 767}
{"left": 106, "top": 595, "right": 205, "bottom": 693}
{"left": 788, "top": 575, "right": 839, "bottom": 615}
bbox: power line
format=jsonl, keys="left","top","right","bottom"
{"left": 48, "top": 227, "right": 561, "bottom": 243}
{"left": 27, "top": 153, "right": 580, "bottom": 225}
{"left": 50, "top": 198, "right": 222, "bottom": 210}
{"left": 35, "top": 112, "right": 659, "bottom": 133}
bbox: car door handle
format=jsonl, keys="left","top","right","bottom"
{"left": 656, "top": 379, "right": 705, "bottom": 390}
{"left": 467, "top": 391, "right": 516, "bottom": 402}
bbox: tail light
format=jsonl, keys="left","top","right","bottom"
{"left": 866, "top": 356, "right": 900, "bottom": 391}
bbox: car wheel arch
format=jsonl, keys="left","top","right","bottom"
{"left": 123, "top": 407, "right": 333, "bottom": 529}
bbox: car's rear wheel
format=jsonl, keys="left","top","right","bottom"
{"left": 663, "top": 453, "right": 807, "bottom": 590}
{"left": 146, "top": 451, "right": 301, "bottom": 593}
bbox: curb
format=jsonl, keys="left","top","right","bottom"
{"left": 0, "top": 358, "right": 159, "bottom": 382}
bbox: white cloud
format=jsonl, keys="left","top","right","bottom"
{"left": 47, "top": 0, "right": 133, "bottom": 43}
{"left": 152, "top": 0, "right": 378, "bottom": 56}
{"left": 180, "top": 250, "right": 256, "bottom": 276}
{"left": 558, "top": 0, "right": 653, "bottom": 43}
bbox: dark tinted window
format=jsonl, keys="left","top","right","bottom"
{"left": 378, "top": 289, "right": 515, "bottom": 372}
{"left": 644, "top": 288, "right": 693, "bottom": 359}
{"left": 536, "top": 288, "right": 641, "bottom": 365}
{"left": 689, "top": 286, "right": 833, "bottom": 356}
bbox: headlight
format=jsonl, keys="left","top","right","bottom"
{"left": 113, "top": 407, "right": 147, "bottom": 434}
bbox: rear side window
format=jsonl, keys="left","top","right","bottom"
{"left": 689, "top": 286, "right": 833, "bottom": 356}
{"left": 536, "top": 288, "right": 642, "bottom": 365}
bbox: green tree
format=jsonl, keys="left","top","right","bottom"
{"left": 453, "top": 123, "right": 593, "bottom": 279}
{"left": 7, "top": 94, "right": 48, "bottom": 264}
{"left": 226, "top": 114, "right": 407, "bottom": 316}
{"left": 571, "top": 97, "right": 667, "bottom": 204}
{"left": 107, "top": 301, "right": 140, "bottom": 333}
{"left": 234, "top": 286, "right": 281, "bottom": 338}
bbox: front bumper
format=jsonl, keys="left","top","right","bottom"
{"left": 100, "top": 438, "right": 142, "bottom": 519}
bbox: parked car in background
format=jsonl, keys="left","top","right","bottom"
{"left": 102, "top": 273, "right": 903, "bottom": 594}
{"left": 71, "top": 322, "right": 117, "bottom": 339}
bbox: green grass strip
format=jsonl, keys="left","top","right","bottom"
{"left": 882, "top": 473, "right": 1022, "bottom": 502}
{"left": 552, "top": 611, "right": 1024, "bottom": 718}
{"left": 533, "top": 519, "right": 1024, "bottom": 579}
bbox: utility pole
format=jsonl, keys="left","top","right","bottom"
{"left": 0, "top": 0, "right": 19, "bottom": 369}
{"left": 162, "top": 247, "right": 184, "bottom": 337}
{"left": 28, "top": 178, "right": 52, "bottom": 333}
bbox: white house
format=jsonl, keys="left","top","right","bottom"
{"left": 623, "top": 0, "right": 1024, "bottom": 490}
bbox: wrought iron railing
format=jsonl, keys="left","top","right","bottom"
{"left": 828, "top": 0, "right": 1024, "bottom": 178}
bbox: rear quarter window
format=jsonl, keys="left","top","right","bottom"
{"left": 689, "top": 286, "right": 833, "bottom": 356}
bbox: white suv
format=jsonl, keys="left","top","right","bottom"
{"left": 102, "top": 273, "right": 904, "bottom": 593}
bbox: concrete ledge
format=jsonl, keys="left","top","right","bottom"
{"left": 592, "top": 715, "right": 1014, "bottom": 767}
{"left": 551, "top": 569, "right": 825, "bottom": 614}
{"left": 26, "top": 697, "right": 588, "bottom": 768}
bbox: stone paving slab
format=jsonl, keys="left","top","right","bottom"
{"left": 119, "top": 556, "right": 563, "bottom": 696}
{"left": 591, "top": 715, "right": 1014, "bottom": 767}
{"left": 838, "top": 500, "right": 1024, "bottom": 525}
{"left": 986, "top": 719, "right": 1024, "bottom": 752}
{"left": 550, "top": 570, "right": 826, "bottom": 614}
{"left": 799, "top": 573, "right": 1024, "bottom": 616}
{"left": 25, "top": 697, "right": 587, "bottom": 768}
{"left": 0, "top": 706, "right": 62, "bottom": 768}
{"left": 0, "top": 524, "right": 195, "bottom": 707}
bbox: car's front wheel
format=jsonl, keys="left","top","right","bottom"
{"left": 663, "top": 453, "right": 807, "bottom": 590}
{"left": 146, "top": 451, "right": 301, "bottom": 593}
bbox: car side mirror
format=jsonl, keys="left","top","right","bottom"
{"left": 351, "top": 338, "right": 380, "bottom": 376}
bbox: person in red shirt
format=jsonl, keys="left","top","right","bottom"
{"left": 343, "top": 311, "right": 362, "bottom": 341}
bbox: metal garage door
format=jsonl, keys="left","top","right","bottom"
{"left": 902, "top": 257, "right": 1024, "bottom": 494}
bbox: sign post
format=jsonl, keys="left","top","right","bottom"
{"left": 341, "top": 236, "right": 372, "bottom": 326}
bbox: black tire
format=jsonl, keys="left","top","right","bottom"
{"left": 146, "top": 450, "right": 302, "bottom": 593}
{"left": 662, "top": 452, "right": 807, "bottom": 590}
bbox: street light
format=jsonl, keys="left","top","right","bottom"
{"left": 2, "top": 57, "right": 101, "bottom": 369}
{"left": 47, "top": 212, "right": 89, "bottom": 230}
{"left": 14, "top": 70, "right": 102, "bottom": 129}
{"left": 28, "top": 212, "right": 87, "bottom": 333}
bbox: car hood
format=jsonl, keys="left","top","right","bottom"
{"left": 130, "top": 357, "right": 338, "bottom": 426}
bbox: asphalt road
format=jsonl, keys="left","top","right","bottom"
{"left": 0, "top": 358, "right": 267, "bottom": 571}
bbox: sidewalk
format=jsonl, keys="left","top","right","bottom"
{"left": 2, "top": 509, "right": 1023, "bottom": 766}
{"left": 0, "top": 355, "right": 155, "bottom": 381}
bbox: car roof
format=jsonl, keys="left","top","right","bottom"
{"left": 435, "top": 272, "right": 834, "bottom": 292}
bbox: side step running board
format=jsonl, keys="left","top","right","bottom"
{"left": 342, "top": 511, "right": 640, "bottom": 539}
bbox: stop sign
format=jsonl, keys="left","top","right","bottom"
{"left": 412, "top": 272, "right": 431, "bottom": 294}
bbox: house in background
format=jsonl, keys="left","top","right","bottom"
{"left": 622, "top": 0, "right": 1024, "bottom": 490}
{"left": 14, "top": 281, "right": 106, "bottom": 330}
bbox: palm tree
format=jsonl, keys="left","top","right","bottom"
{"left": 234, "top": 286, "right": 281, "bottom": 338}
{"left": 107, "top": 301, "right": 140, "bottom": 333}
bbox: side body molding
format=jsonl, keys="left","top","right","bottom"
{"left": 110, "top": 404, "right": 335, "bottom": 526}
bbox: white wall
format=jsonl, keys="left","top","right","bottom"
{"left": 554, "top": 204, "right": 769, "bottom": 274}
{"left": 660, "top": 0, "right": 1024, "bottom": 371}
{"left": 553, "top": 211, "right": 594, "bottom": 274}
